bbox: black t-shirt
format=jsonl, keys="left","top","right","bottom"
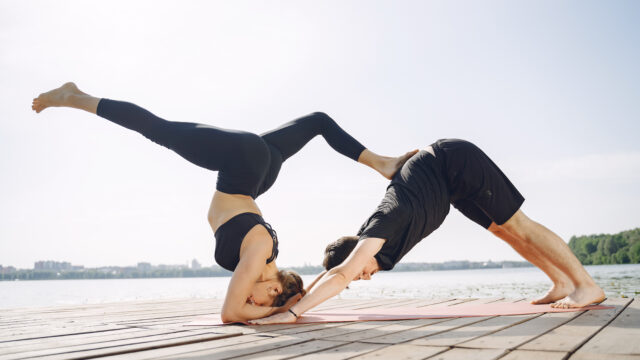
{"left": 358, "top": 150, "right": 451, "bottom": 270}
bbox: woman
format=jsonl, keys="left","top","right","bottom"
{"left": 32, "top": 82, "right": 416, "bottom": 323}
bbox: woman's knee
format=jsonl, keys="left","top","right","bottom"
{"left": 308, "top": 111, "right": 334, "bottom": 129}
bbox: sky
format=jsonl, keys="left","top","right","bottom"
{"left": 1, "top": 0, "right": 639, "bottom": 270}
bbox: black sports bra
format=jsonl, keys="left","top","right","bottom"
{"left": 214, "top": 212, "right": 279, "bottom": 272}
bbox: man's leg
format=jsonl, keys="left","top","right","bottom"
{"left": 488, "top": 222, "right": 575, "bottom": 304}
{"left": 501, "top": 210, "right": 605, "bottom": 308}
{"left": 441, "top": 139, "right": 604, "bottom": 308}
{"left": 454, "top": 199, "right": 576, "bottom": 304}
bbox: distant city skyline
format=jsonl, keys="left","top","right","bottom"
{"left": 2, "top": 1, "right": 639, "bottom": 269}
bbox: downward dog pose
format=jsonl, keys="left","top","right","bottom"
{"left": 251, "top": 139, "right": 605, "bottom": 324}
{"left": 32, "top": 82, "right": 416, "bottom": 323}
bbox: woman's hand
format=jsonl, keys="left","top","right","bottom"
{"left": 248, "top": 310, "right": 297, "bottom": 325}
{"left": 273, "top": 293, "right": 303, "bottom": 314}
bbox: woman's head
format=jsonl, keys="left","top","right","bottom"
{"left": 273, "top": 270, "right": 305, "bottom": 307}
{"left": 247, "top": 269, "right": 305, "bottom": 307}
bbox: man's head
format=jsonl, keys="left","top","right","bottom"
{"left": 323, "top": 236, "right": 380, "bottom": 281}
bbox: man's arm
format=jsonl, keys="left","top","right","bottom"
{"left": 249, "top": 237, "right": 385, "bottom": 324}
{"left": 304, "top": 270, "right": 328, "bottom": 294}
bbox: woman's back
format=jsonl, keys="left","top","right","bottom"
{"left": 208, "top": 191, "right": 263, "bottom": 232}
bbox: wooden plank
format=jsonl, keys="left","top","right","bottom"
{"left": 425, "top": 348, "right": 507, "bottom": 360}
{"left": 45, "top": 332, "right": 273, "bottom": 360}
{"left": 341, "top": 298, "right": 507, "bottom": 344}
{"left": 458, "top": 311, "right": 581, "bottom": 349}
{"left": 0, "top": 324, "right": 131, "bottom": 343}
{"left": 263, "top": 321, "right": 359, "bottom": 336}
{"left": 519, "top": 298, "right": 631, "bottom": 352}
{"left": 570, "top": 354, "right": 640, "bottom": 360}
{"left": 230, "top": 339, "right": 347, "bottom": 360}
{"left": 350, "top": 344, "right": 449, "bottom": 360}
{"left": 411, "top": 315, "right": 537, "bottom": 346}
{"left": 294, "top": 320, "right": 417, "bottom": 341}
{"left": 0, "top": 330, "right": 241, "bottom": 360}
{"left": 499, "top": 350, "right": 567, "bottom": 360}
{"left": 109, "top": 335, "right": 310, "bottom": 360}
{"left": 0, "top": 328, "right": 181, "bottom": 356}
{"left": 325, "top": 318, "right": 453, "bottom": 343}
{"left": 572, "top": 298, "right": 640, "bottom": 357}
{"left": 0, "top": 327, "right": 145, "bottom": 352}
{"left": 292, "top": 341, "right": 387, "bottom": 360}
{"left": 364, "top": 317, "right": 489, "bottom": 345}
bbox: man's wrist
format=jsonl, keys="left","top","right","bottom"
{"left": 288, "top": 308, "right": 299, "bottom": 318}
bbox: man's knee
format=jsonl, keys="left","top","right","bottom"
{"left": 501, "top": 210, "right": 531, "bottom": 237}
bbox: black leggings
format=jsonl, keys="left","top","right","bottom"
{"left": 96, "top": 99, "right": 366, "bottom": 198}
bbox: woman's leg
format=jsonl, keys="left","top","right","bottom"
{"left": 32, "top": 83, "right": 265, "bottom": 178}
{"left": 261, "top": 112, "right": 416, "bottom": 179}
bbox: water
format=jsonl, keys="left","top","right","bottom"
{"left": 1, "top": 264, "right": 638, "bottom": 309}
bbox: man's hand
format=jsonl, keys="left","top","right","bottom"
{"left": 248, "top": 310, "right": 297, "bottom": 325}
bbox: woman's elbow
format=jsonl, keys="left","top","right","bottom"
{"left": 221, "top": 314, "right": 234, "bottom": 324}
{"left": 221, "top": 305, "right": 242, "bottom": 324}
{"left": 221, "top": 310, "right": 241, "bottom": 324}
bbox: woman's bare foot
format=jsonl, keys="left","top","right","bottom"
{"left": 377, "top": 150, "right": 419, "bottom": 180}
{"left": 531, "top": 281, "right": 575, "bottom": 305}
{"left": 551, "top": 284, "right": 606, "bottom": 308}
{"left": 32, "top": 82, "right": 85, "bottom": 113}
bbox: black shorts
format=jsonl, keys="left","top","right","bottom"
{"left": 432, "top": 139, "right": 524, "bottom": 228}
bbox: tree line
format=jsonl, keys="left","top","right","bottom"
{"left": 568, "top": 228, "right": 640, "bottom": 265}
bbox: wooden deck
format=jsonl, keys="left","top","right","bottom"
{"left": 0, "top": 297, "right": 637, "bottom": 360}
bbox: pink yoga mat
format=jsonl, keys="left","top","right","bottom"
{"left": 185, "top": 302, "right": 612, "bottom": 326}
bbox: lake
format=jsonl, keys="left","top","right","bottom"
{"left": 1, "top": 264, "right": 638, "bottom": 309}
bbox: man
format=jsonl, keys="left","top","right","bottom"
{"left": 250, "top": 139, "right": 604, "bottom": 325}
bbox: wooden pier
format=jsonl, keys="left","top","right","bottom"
{"left": 0, "top": 297, "right": 637, "bottom": 359}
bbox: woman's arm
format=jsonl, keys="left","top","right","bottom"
{"left": 220, "top": 226, "right": 280, "bottom": 323}
{"left": 249, "top": 237, "right": 385, "bottom": 324}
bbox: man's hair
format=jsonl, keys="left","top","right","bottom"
{"left": 323, "top": 236, "right": 359, "bottom": 270}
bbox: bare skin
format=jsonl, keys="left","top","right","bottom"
{"left": 500, "top": 210, "right": 605, "bottom": 308}
{"left": 359, "top": 149, "right": 419, "bottom": 180}
{"left": 32, "top": 82, "right": 99, "bottom": 114}
{"left": 488, "top": 222, "right": 575, "bottom": 304}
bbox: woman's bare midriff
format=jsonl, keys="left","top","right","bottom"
{"left": 208, "top": 191, "right": 263, "bottom": 232}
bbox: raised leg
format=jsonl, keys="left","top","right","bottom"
{"left": 501, "top": 210, "right": 605, "bottom": 308}
{"left": 32, "top": 82, "right": 263, "bottom": 176}
{"left": 260, "top": 111, "right": 417, "bottom": 180}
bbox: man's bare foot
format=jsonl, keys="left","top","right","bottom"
{"left": 531, "top": 282, "right": 575, "bottom": 305}
{"left": 551, "top": 284, "right": 605, "bottom": 308}
{"left": 32, "top": 82, "right": 84, "bottom": 113}
{"left": 377, "top": 150, "right": 419, "bottom": 180}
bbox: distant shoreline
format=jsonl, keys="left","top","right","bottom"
{"left": 0, "top": 260, "right": 534, "bottom": 281}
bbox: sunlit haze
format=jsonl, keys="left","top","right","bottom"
{"left": 1, "top": 0, "right": 639, "bottom": 269}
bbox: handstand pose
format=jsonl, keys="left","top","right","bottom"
{"left": 32, "top": 82, "right": 416, "bottom": 323}
{"left": 251, "top": 139, "right": 605, "bottom": 324}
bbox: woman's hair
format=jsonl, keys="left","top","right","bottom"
{"left": 273, "top": 270, "right": 305, "bottom": 307}
{"left": 323, "top": 235, "right": 359, "bottom": 270}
